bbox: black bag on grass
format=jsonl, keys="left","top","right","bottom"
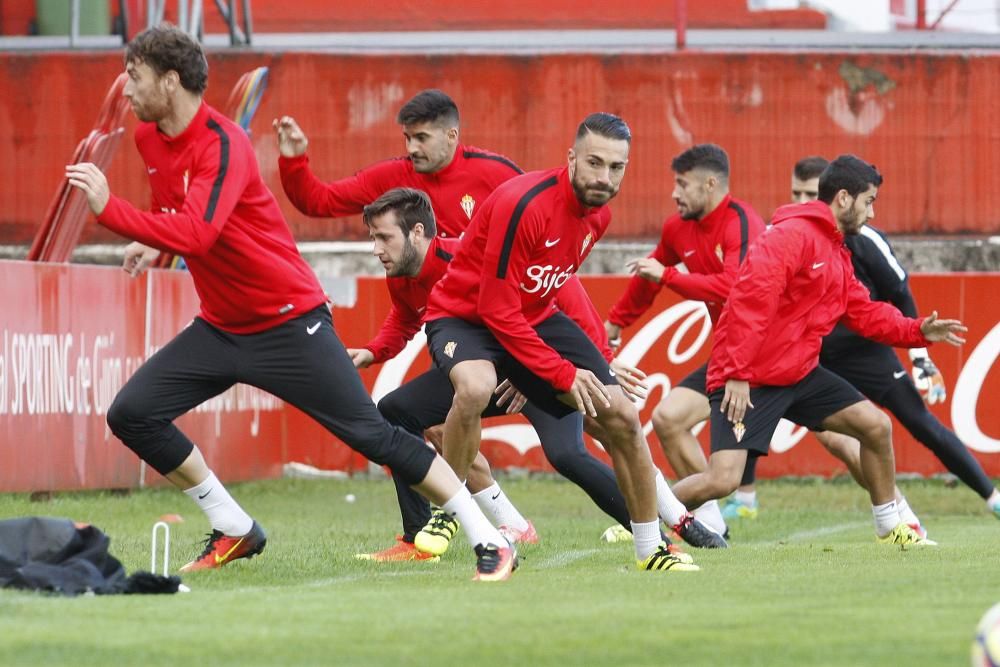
{"left": 0, "top": 516, "right": 180, "bottom": 596}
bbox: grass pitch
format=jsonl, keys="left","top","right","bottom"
{"left": 0, "top": 476, "right": 996, "bottom": 667}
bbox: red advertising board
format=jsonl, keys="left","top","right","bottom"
{"left": 1, "top": 261, "right": 997, "bottom": 493}
{"left": 335, "top": 274, "right": 1000, "bottom": 481}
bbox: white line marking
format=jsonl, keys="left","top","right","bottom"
{"left": 765, "top": 522, "right": 863, "bottom": 544}
{"left": 533, "top": 548, "right": 602, "bottom": 569}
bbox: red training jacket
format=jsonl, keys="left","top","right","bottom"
{"left": 426, "top": 167, "right": 612, "bottom": 393}
{"left": 607, "top": 194, "right": 765, "bottom": 327}
{"left": 707, "top": 200, "right": 928, "bottom": 392}
{"left": 278, "top": 146, "right": 523, "bottom": 239}
{"left": 365, "top": 238, "right": 613, "bottom": 364}
{"left": 98, "top": 103, "right": 326, "bottom": 334}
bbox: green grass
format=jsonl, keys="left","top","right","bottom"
{"left": 0, "top": 477, "right": 996, "bottom": 667}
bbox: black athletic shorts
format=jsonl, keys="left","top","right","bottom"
{"left": 425, "top": 312, "right": 615, "bottom": 418}
{"left": 708, "top": 366, "right": 865, "bottom": 456}
{"left": 820, "top": 342, "right": 908, "bottom": 405}
{"left": 677, "top": 363, "right": 708, "bottom": 395}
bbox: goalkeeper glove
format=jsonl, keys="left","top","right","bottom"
{"left": 909, "top": 348, "right": 946, "bottom": 405}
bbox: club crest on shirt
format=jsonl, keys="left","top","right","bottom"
{"left": 444, "top": 341, "right": 458, "bottom": 358}
{"left": 460, "top": 194, "right": 475, "bottom": 220}
{"left": 715, "top": 244, "right": 724, "bottom": 263}
{"left": 581, "top": 233, "right": 593, "bottom": 255}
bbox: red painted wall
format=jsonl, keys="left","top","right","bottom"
{"left": 3, "top": 49, "right": 999, "bottom": 246}
{"left": 0, "top": 0, "right": 824, "bottom": 36}
{"left": 201, "top": 0, "right": 825, "bottom": 32}
{"left": 2, "top": 261, "right": 996, "bottom": 493}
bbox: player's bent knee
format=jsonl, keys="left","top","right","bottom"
{"left": 601, "top": 401, "right": 642, "bottom": 440}
{"left": 708, "top": 466, "right": 743, "bottom": 497}
{"left": 857, "top": 409, "right": 892, "bottom": 446}
{"left": 106, "top": 392, "right": 146, "bottom": 438}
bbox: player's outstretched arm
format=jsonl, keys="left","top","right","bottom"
{"left": 920, "top": 311, "right": 967, "bottom": 346}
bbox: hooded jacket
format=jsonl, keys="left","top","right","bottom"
{"left": 706, "top": 201, "right": 928, "bottom": 392}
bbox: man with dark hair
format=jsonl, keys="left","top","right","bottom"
{"left": 65, "top": 24, "right": 517, "bottom": 582}
{"left": 274, "top": 88, "right": 520, "bottom": 239}
{"left": 422, "top": 113, "right": 698, "bottom": 572}
{"left": 350, "top": 187, "right": 694, "bottom": 563}
{"left": 668, "top": 154, "right": 967, "bottom": 546}
{"left": 728, "top": 156, "right": 1000, "bottom": 525}
{"left": 791, "top": 155, "right": 828, "bottom": 202}
{"left": 604, "top": 143, "right": 764, "bottom": 546}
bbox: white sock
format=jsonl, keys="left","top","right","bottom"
{"left": 987, "top": 489, "right": 1000, "bottom": 510}
{"left": 734, "top": 489, "right": 757, "bottom": 506}
{"left": 472, "top": 483, "right": 529, "bottom": 532}
{"left": 896, "top": 496, "right": 920, "bottom": 526}
{"left": 631, "top": 520, "right": 661, "bottom": 561}
{"left": 693, "top": 500, "right": 728, "bottom": 536}
{"left": 183, "top": 472, "right": 253, "bottom": 536}
{"left": 872, "top": 499, "right": 901, "bottom": 537}
{"left": 442, "top": 486, "right": 506, "bottom": 549}
{"left": 654, "top": 469, "right": 689, "bottom": 526}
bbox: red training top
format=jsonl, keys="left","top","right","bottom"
{"left": 278, "top": 146, "right": 523, "bottom": 239}
{"left": 98, "top": 102, "right": 326, "bottom": 333}
{"left": 366, "top": 237, "right": 613, "bottom": 365}
{"left": 707, "top": 200, "right": 928, "bottom": 392}
{"left": 607, "top": 194, "right": 765, "bottom": 327}
{"left": 425, "top": 167, "right": 611, "bottom": 393}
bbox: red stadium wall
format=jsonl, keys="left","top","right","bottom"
{"left": 2, "top": 49, "right": 1000, "bottom": 244}
{"left": 1, "top": 261, "right": 998, "bottom": 493}
{"left": 0, "top": 0, "right": 824, "bottom": 35}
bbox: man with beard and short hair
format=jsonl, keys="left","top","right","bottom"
{"left": 668, "top": 154, "right": 968, "bottom": 546}
{"left": 603, "top": 143, "right": 766, "bottom": 546}
{"left": 726, "top": 155, "right": 1000, "bottom": 528}
{"left": 65, "top": 24, "right": 517, "bottom": 582}
{"left": 422, "top": 113, "right": 699, "bottom": 572}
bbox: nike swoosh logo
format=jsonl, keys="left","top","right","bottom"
{"left": 811, "top": 262, "right": 825, "bottom": 269}
{"left": 544, "top": 238, "right": 560, "bottom": 247}
{"left": 306, "top": 322, "right": 321, "bottom": 335}
{"left": 683, "top": 250, "right": 695, "bottom": 257}
{"left": 197, "top": 489, "right": 212, "bottom": 500}
{"left": 214, "top": 536, "right": 246, "bottom": 564}
{"left": 893, "top": 370, "right": 907, "bottom": 379}
{"left": 417, "top": 306, "right": 426, "bottom": 313}
{"left": 491, "top": 492, "right": 501, "bottom": 501}
{"left": 147, "top": 167, "right": 157, "bottom": 174}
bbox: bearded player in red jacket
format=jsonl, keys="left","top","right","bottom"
{"left": 669, "top": 155, "right": 967, "bottom": 546}
{"left": 65, "top": 25, "right": 517, "bottom": 581}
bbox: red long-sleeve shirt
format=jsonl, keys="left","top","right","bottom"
{"left": 365, "top": 237, "right": 613, "bottom": 364}
{"left": 607, "top": 195, "right": 765, "bottom": 327}
{"left": 706, "top": 201, "right": 928, "bottom": 392}
{"left": 97, "top": 103, "right": 326, "bottom": 334}
{"left": 278, "top": 146, "right": 523, "bottom": 239}
{"left": 425, "top": 167, "right": 611, "bottom": 392}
